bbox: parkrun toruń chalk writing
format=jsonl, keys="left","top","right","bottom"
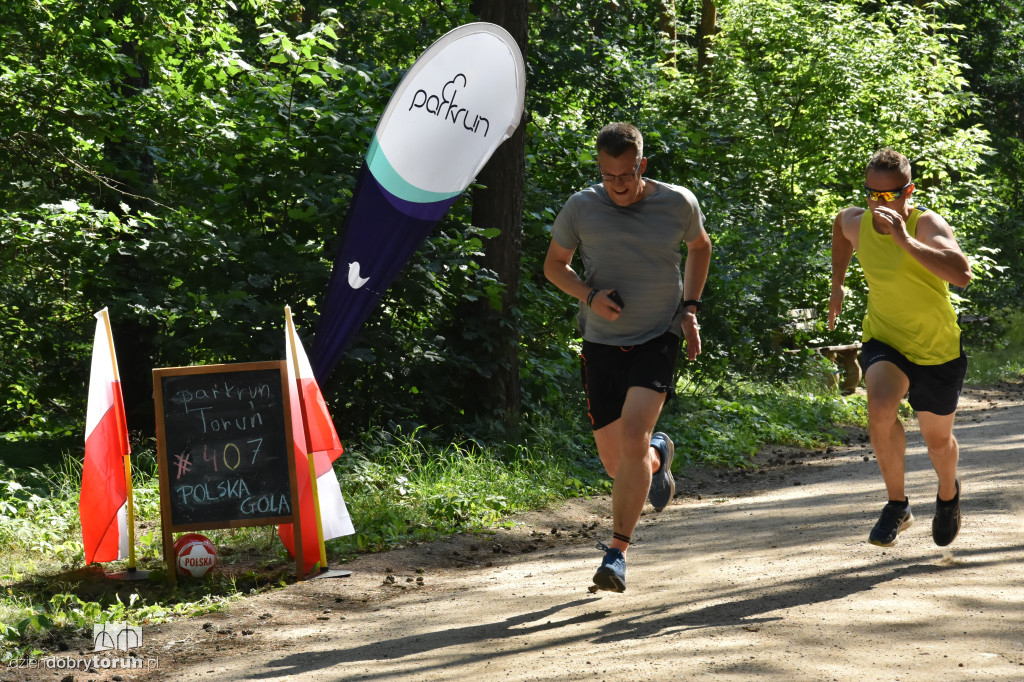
{"left": 155, "top": 365, "right": 294, "bottom": 528}
{"left": 174, "top": 381, "right": 270, "bottom": 433}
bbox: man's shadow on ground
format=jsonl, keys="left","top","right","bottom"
{"left": 245, "top": 545, "right": 1022, "bottom": 681}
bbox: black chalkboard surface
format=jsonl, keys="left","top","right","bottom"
{"left": 153, "top": 361, "right": 304, "bottom": 581}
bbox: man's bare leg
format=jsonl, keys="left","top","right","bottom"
{"left": 865, "top": 361, "right": 911, "bottom": 501}
{"left": 592, "top": 386, "right": 666, "bottom": 554}
{"left": 919, "top": 409, "right": 962, "bottom": 545}
{"left": 918, "top": 410, "right": 959, "bottom": 500}
{"left": 865, "top": 361, "right": 916, "bottom": 546}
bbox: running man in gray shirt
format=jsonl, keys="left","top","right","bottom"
{"left": 544, "top": 122, "right": 712, "bottom": 592}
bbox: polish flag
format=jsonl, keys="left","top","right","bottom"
{"left": 81, "top": 309, "right": 130, "bottom": 565}
{"left": 279, "top": 308, "right": 354, "bottom": 570}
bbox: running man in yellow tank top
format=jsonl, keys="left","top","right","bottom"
{"left": 829, "top": 148, "right": 972, "bottom": 549}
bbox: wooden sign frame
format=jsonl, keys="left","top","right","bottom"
{"left": 153, "top": 361, "right": 304, "bottom": 583}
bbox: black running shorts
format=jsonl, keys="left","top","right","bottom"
{"left": 579, "top": 331, "right": 681, "bottom": 431}
{"left": 860, "top": 338, "right": 968, "bottom": 416}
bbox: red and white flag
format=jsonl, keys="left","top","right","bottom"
{"left": 279, "top": 308, "right": 354, "bottom": 569}
{"left": 81, "top": 308, "right": 130, "bottom": 565}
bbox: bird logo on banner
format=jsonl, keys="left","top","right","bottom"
{"left": 347, "top": 262, "right": 370, "bottom": 289}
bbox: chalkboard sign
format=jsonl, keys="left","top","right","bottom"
{"left": 153, "top": 361, "right": 304, "bottom": 580}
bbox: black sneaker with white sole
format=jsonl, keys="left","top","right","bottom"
{"left": 869, "top": 500, "right": 914, "bottom": 547}
{"left": 932, "top": 480, "right": 961, "bottom": 547}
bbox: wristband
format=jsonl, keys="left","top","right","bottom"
{"left": 586, "top": 289, "right": 599, "bottom": 307}
{"left": 682, "top": 298, "right": 702, "bottom": 313}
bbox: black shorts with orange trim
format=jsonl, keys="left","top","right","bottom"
{"left": 579, "top": 331, "right": 681, "bottom": 431}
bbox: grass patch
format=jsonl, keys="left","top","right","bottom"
{"left": 330, "top": 429, "right": 608, "bottom": 554}
{"left": 0, "top": 427, "right": 610, "bottom": 661}
{"left": 661, "top": 371, "right": 868, "bottom": 468}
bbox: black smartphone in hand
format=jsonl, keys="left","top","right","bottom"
{"left": 608, "top": 289, "right": 625, "bottom": 308}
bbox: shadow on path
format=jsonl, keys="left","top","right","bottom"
{"left": 243, "top": 545, "right": 1023, "bottom": 680}
{"left": 244, "top": 598, "right": 606, "bottom": 680}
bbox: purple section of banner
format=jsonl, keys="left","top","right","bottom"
{"left": 311, "top": 164, "right": 458, "bottom": 383}
{"left": 376, "top": 177, "right": 456, "bottom": 221}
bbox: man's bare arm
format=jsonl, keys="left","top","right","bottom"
{"left": 543, "top": 239, "right": 622, "bottom": 319}
{"left": 543, "top": 239, "right": 588, "bottom": 301}
{"left": 679, "top": 227, "right": 712, "bottom": 361}
{"left": 873, "top": 207, "right": 972, "bottom": 287}
{"left": 682, "top": 227, "right": 712, "bottom": 302}
{"left": 829, "top": 209, "right": 857, "bottom": 331}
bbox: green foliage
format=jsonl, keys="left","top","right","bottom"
{"left": 940, "top": 1, "right": 1024, "bottom": 311}
{"left": 649, "top": 0, "right": 993, "bottom": 380}
{"left": 2, "top": 585, "right": 236, "bottom": 662}
{"left": 0, "top": 0, "right": 1020, "bottom": 440}
{"left": 965, "top": 308, "right": 1024, "bottom": 384}
{"left": 0, "top": 0, "right": 464, "bottom": 435}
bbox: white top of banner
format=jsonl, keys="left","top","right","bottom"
{"left": 368, "top": 22, "right": 526, "bottom": 202}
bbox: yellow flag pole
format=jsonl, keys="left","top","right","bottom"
{"left": 99, "top": 308, "right": 137, "bottom": 571}
{"left": 285, "top": 306, "right": 329, "bottom": 570}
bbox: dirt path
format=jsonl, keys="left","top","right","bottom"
{"left": 20, "top": 384, "right": 1024, "bottom": 681}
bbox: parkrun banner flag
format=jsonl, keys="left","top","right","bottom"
{"left": 312, "top": 22, "right": 526, "bottom": 383}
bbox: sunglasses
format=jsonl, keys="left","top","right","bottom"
{"left": 864, "top": 181, "right": 912, "bottom": 202}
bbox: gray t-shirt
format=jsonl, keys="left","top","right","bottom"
{"left": 551, "top": 179, "right": 705, "bottom": 345}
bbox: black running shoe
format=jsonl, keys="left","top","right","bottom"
{"left": 648, "top": 432, "right": 675, "bottom": 512}
{"left": 592, "top": 542, "right": 626, "bottom": 593}
{"left": 869, "top": 500, "right": 914, "bottom": 547}
{"left": 932, "top": 480, "right": 961, "bottom": 547}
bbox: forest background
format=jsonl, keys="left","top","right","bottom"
{"left": 2, "top": 0, "right": 1022, "bottom": 441}
{"left": 1, "top": 0, "right": 1023, "bottom": 650}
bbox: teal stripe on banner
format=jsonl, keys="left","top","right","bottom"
{"left": 366, "top": 135, "right": 462, "bottom": 204}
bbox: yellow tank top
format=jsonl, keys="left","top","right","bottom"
{"left": 859, "top": 207, "right": 960, "bottom": 365}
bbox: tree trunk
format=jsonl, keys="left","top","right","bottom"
{"left": 657, "top": 0, "right": 677, "bottom": 69}
{"left": 104, "top": 1, "right": 158, "bottom": 437}
{"left": 466, "top": 0, "right": 527, "bottom": 431}
{"left": 697, "top": 0, "right": 717, "bottom": 71}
